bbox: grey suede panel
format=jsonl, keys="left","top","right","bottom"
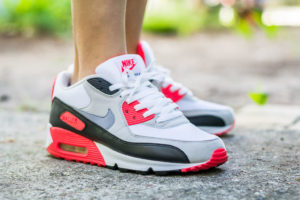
{"left": 81, "top": 81, "right": 128, "bottom": 135}
{"left": 75, "top": 108, "right": 115, "bottom": 130}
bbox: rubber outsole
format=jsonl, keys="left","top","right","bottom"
{"left": 49, "top": 148, "right": 227, "bottom": 175}
{"left": 48, "top": 148, "right": 228, "bottom": 175}
{"left": 181, "top": 148, "right": 227, "bottom": 172}
{"left": 47, "top": 127, "right": 228, "bottom": 175}
{"left": 213, "top": 120, "right": 235, "bottom": 136}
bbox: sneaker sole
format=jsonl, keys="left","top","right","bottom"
{"left": 198, "top": 120, "right": 235, "bottom": 136}
{"left": 46, "top": 126, "right": 228, "bottom": 175}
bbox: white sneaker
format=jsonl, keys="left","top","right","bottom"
{"left": 47, "top": 54, "right": 227, "bottom": 174}
{"left": 138, "top": 41, "right": 235, "bottom": 136}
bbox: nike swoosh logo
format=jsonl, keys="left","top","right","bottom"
{"left": 129, "top": 62, "right": 136, "bottom": 70}
{"left": 75, "top": 108, "right": 115, "bottom": 130}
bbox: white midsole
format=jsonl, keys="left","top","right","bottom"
{"left": 96, "top": 143, "right": 206, "bottom": 171}
{"left": 45, "top": 123, "right": 53, "bottom": 148}
{"left": 46, "top": 124, "right": 207, "bottom": 171}
{"left": 198, "top": 125, "right": 233, "bottom": 134}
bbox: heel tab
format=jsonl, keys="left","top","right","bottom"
{"left": 51, "top": 75, "right": 58, "bottom": 102}
{"left": 51, "top": 70, "right": 72, "bottom": 102}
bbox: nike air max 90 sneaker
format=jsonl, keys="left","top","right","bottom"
{"left": 46, "top": 54, "right": 228, "bottom": 174}
{"left": 137, "top": 41, "right": 235, "bottom": 136}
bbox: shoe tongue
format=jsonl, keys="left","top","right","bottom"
{"left": 95, "top": 54, "right": 146, "bottom": 84}
{"left": 138, "top": 41, "right": 155, "bottom": 67}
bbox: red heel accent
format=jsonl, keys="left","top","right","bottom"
{"left": 161, "top": 84, "right": 185, "bottom": 103}
{"left": 181, "top": 148, "right": 228, "bottom": 172}
{"left": 214, "top": 120, "right": 235, "bottom": 136}
{"left": 137, "top": 42, "right": 146, "bottom": 64}
{"left": 47, "top": 127, "right": 106, "bottom": 166}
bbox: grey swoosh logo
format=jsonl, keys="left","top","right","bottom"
{"left": 75, "top": 108, "right": 115, "bottom": 130}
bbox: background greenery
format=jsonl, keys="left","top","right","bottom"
{"left": 0, "top": 0, "right": 280, "bottom": 37}
{"left": 0, "top": 0, "right": 71, "bottom": 36}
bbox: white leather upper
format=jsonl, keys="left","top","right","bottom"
{"left": 129, "top": 123, "right": 217, "bottom": 142}
{"left": 52, "top": 71, "right": 91, "bottom": 109}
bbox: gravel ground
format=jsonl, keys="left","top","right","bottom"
{"left": 0, "top": 30, "right": 300, "bottom": 199}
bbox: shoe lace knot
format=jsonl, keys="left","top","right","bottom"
{"left": 109, "top": 68, "right": 183, "bottom": 123}
{"left": 145, "top": 60, "right": 193, "bottom": 96}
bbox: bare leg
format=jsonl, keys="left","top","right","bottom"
{"left": 126, "top": 0, "right": 147, "bottom": 54}
{"left": 72, "top": 0, "right": 127, "bottom": 83}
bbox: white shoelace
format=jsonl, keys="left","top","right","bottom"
{"left": 145, "top": 61, "right": 193, "bottom": 96}
{"left": 108, "top": 69, "right": 183, "bottom": 123}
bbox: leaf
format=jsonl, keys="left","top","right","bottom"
{"left": 249, "top": 92, "right": 268, "bottom": 106}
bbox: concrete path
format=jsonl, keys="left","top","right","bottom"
{"left": 0, "top": 105, "right": 299, "bottom": 200}
{"left": 1, "top": 31, "right": 300, "bottom": 199}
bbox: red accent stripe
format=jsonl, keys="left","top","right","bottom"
{"left": 47, "top": 127, "right": 106, "bottom": 166}
{"left": 161, "top": 84, "right": 185, "bottom": 103}
{"left": 122, "top": 100, "right": 155, "bottom": 125}
{"left": 51, "top": 75, "right": 58, "bottom": 102}
{"left": 137, "top": 42, "right": 146, "bottom": 65}
{"left": 181, "top": 148, "right": 228, "bottom": 172}
{"left": 60, "top": 111, "right": 85, "bottom": 131}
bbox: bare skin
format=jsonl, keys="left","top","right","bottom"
{"left": 126, "top": 0, "right": 148, "bottom": 54}
{"left": 71, "top": 0, "right": 147, "bottom": 83}
{"left": 72, "top": 0, "right": 127, "bottom": 83}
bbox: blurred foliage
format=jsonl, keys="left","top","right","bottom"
{"left": 0, "top": 0, "right": 71, "bottom": 36}
{"left": 143, "top": 2, "right": 225, "bottom": 35}
{"left": 0, "top": 0, "right": 279, "bottom": 37}
{"left": 143, "top": 0, "right": 278, "bottom": 36}
{"left": 280, "top": 0, "right": 300, "bottom": 5}
{"left": 232, "top": 7, "right": 278, "bottom": 38}
{"left": 143, "top": 1, "right": 203, "bottom": 35}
